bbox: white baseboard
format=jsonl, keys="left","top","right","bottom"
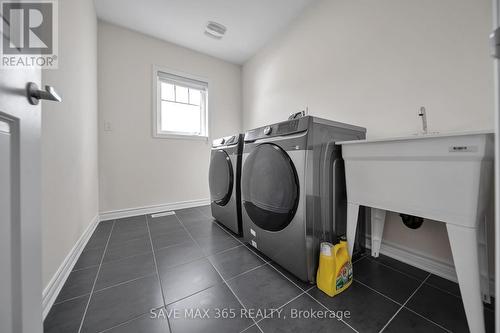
{"left": 99, "top": 198, "right": 210, "bottom": 221}
{"left": 42, "top": 214, "right": 100, "bottom": 319}
{"left": 365, "top": 235, "right": 495, "bottom": 295}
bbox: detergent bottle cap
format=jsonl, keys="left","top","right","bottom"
{"left": 320, "top": 242, "right": 333, "bottom": 256}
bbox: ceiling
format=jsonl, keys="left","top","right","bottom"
{"left": 95, "top": 0, "right": 316, "bottom": 64}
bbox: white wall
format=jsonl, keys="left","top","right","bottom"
{"left": 243, "top": 0, "right": 494, "bottom": 265}
{"left": 41, "top": 0, "right": 98, "bottom": 288}
{"left": 98, "top": 22, "right": 242, "bottom": 214}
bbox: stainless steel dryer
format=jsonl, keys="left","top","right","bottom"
{"left": 241, "top": 116, "right": 366, "bottom": 283}
{"left": 209, "top": 134, "right": 244, "bottom": 235}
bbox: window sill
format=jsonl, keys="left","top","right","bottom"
{"left": 153, "top": 133, "right": 209, "bottom": 141}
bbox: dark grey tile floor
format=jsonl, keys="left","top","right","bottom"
{"left": 44, "top": 206, "right": 495, "bottom": 333}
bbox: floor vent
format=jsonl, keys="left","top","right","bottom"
{"left": 151, "top": 211, "right": 176, "bottom": 218}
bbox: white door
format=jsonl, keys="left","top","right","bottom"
{"left": 493, "top": 1, "right": 500, "bottom": 332}
{"left": 0, "top": 60, "right": 43, "bottom": 332}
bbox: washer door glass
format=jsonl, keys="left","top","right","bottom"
{"left": 209, "top": 150, "right": 233, "bottom": 206}
{"left": 242, "top": 143, "right": 299, "bottom": 231}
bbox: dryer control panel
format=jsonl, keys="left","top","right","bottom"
{"left": 244, "top": 117, "right": 309, "bottom": 142}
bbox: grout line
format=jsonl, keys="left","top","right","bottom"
{"left": 224, "top": 262, "right": 270, "bottom": 282}
{"left": 196, "top": 205, "right": 455, "bottom": 332}
{"left": 106, "top": 233, "right": 150, "bottom": 247}
{"left": 365, "top": 256, "right": 429, "bottom": 282}
{"left": 148, "top": 226, "right": 189, "bottom": 239}
{"left": 257, "top": 286, "right": 315, "bottom": 324}
{"left": 353, "top": 279, "right": 403, "bottom": 306}
{"left": 52, "top": 293, "right": 91, "bottom": 306}
{"left": 207, "top": 243, "right": 244, "bottom": 256}
{"left": 77, "top": 220, "right": 116, "bottom": 333}
{"left": 423, "top": 281, "right": 463, "bottom": 301}
{"left": 174, "top": 212, "right": 265, "bottom": 333}
{"left": 153, "top": 239, "right": 196, "bottom": 252}
{"left": 96, "top": 305, "right": 165, "bottom": 333}
{"left": 194, "top": 207, "right": 453, "bottom": 332}
{"left": 351, "top": 254, "right": 368, "bottom": 264}
{"left": 193, "top": 209, "right": 310, "bottom": 292}
{"left": 237, "top": 288, "right": 312, "bottom": 333}
{"left": 71, "top": 264, "right": 100, "bottom": 273}
{"left": 92, "top": 273, "right": 156, "bottom": 294}
{"left": 145, "top": 213, "right": 173, "bottom": 333}
{"left": 402, "top": 306, "right": 453, "bottom": 333}
{"left": 99, "top": 249, "right": 153, "bottom": 266}
{"left": 159, "top": 263, "right": 269, "bottom": 307}
{"left": 163, "top": 284, "right": 219, "bottom": 307}
{"left": 106, "top": 233, "right": 150, "bottom": 246}
{"left": 303, "top": 292, "right": 360, "bottom": 333}
{"left": 378, "top": 273, "right": 431, "bottom": 333}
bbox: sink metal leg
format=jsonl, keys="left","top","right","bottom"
{"left": 446, "top": 223, "right": 485, "bottom": 333}
{"left": 371, "top": 208, "right": 386, "bottom": 258}
{"left": 478, "top": 216, "right": 491, "bottom": 304}
{"left": 346, "top": 203, "right": 359, "bottom": 257}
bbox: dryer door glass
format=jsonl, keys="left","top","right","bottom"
{"left": 209, "top": 150, "right": 233, "bottom": 206}
{"left": 242, "top": 143, "right": 299, "bottom": 231}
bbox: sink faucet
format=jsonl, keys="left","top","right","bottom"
{"left": 418, "top": 107, "right": 428, "bottom": 134}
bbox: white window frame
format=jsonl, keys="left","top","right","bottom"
{"left": 152, "top": 65, "right": 209, "bottom": 140}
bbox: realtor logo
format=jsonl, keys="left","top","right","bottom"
{"left": 1, "top": 0, "right": 58, "bottom": 68}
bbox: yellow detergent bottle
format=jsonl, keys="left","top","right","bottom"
{"left": 316, "top": 236, "right": 353, "bottom": 297}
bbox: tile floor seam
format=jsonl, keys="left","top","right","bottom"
{"left": 194, "top": 215, "right": 310, "bottom": 292}
{"left": 257, "top": 286, "right": 316, "bottom": 324}
{"left": 164, "top": 283, "right": 221, "bottom": 307}
{"left": 423, "top": 278, "right": 494, "bottom": 313}
{"left": 365, "top": 256, "right": 428, "bottom": 282}
{"left": 145, "top": 213, "right": 174, "bottom": 333}
{"left": 378, "top": 273, "right": 432, "bottom": 333}
{"left": 303, "top": 291, "right": 360, "bottom": 333}
{"left": 193, "top": 206, "right": 213, "bottom": 219}
{"left": 238, "top": 288, "right": 311, "bottom": 333}
{"left": 364, "top": 256, "right": 495, "bottom": 312}
{"left": 423, "top": 281, "right": 463, "bottom": 300}
{"left": 172, "top": 209, "right": 462, "bottom": 333}
{"left": 148, "top": 224, "right": 186, "bottom": 235}
{"left": 106, "top": 234, "right": 150, "bottom": 246}
{"left": 189, "top": 208, "right": 459, "bottom": 333}
{"left": 106, "top": 237, "right": 151, "bottom": 249}
{"left": 155, "top": 251, "right": 206, "bottom": 271}
{"left": 77, "top": 219, "right": 116, "bottom": 333}
{"left": 100, "top": 249, "right": 153, "bottom": 266}
{"left": 402, "top": 306, "right": 453, "bottom": 333}
{"left": 154, "top": 238, "right": 197, "bottom": 252}
{"left": 52, "top": 293, "right": 91, "bottom": 306}
{"left": 208, "top": 243, "right": 244, "bottom": 256}
{"left": 222, "top": 262, "right": 270, "bottom": 282}
{"left": 173, "top": 212, "right": 266, "bottom": 333}
{"left": 351, "top": 254, "right": 368, "bottom": 264}
{"left": 96, "top": 304, "right": 165, "bottom": 333}
{"left": 352, "top": 279, "right": 403, "bottom": 306}
{"left": 71, "top": 264, "right": 100, "bottom": 273}
{"left": 80, "top": 245, "right": 107, "bottom": 253}
{"left": 92, "top": 272, "right": 156, "bottom": 294}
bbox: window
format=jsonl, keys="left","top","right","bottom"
{"left": 153, "top": 68, "right": 208, "bottom": 139}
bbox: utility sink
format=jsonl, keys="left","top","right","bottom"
{"left": 338, "top": 130, "right": 494, "bottom": 333}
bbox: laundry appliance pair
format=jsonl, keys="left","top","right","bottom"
{"left": 208, "top": 116, "right": 366, "bottom": 283}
